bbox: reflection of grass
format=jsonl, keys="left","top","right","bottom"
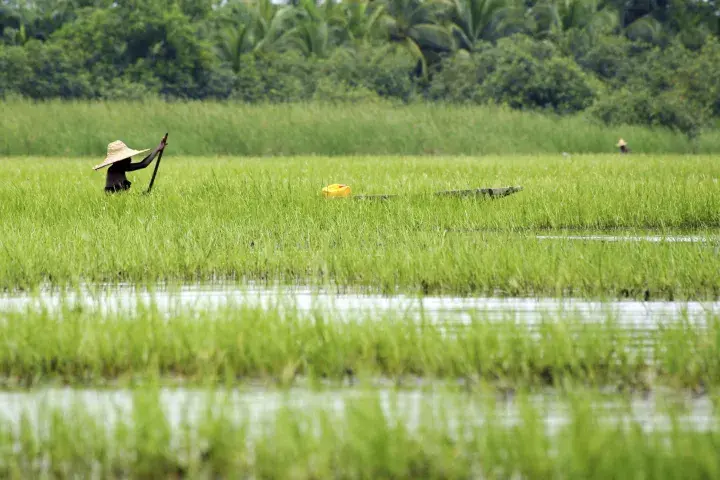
{"left": 1, "top": 303, "right": 718, "bottom": 388}
{"left": 1, "top": 387, "right": 718, "bottom": 478}
{"left": 1, "top": 155, "right": 719, "bottom": 297}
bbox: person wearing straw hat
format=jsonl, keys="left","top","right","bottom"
{"left": 616, "top": 138, "right": 630, "bottom": 154}
{"left": 93, "top": 137, "right": 168, "bottom": 193}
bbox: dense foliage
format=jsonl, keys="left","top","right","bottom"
{"left": 1, "top": 0, "right": 719, "bottom": 135}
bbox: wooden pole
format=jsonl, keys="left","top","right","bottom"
{"left": 145, "top": 133, "right": 168, "bottom": 194}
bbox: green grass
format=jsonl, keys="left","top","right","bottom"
{"left": 3, "top": 100, "right": 720, "bottom": 156}
{"left": 0, "top": 302, "right": 718, "bottom": 389}
{"left": 2, "top": 131, "right": 719, "bottom": 475}
{"left": 1, "top": 154, "right": 719, "bottom": 297}
{"left": 1, "top": 387, "right": 718, "bottom": 479}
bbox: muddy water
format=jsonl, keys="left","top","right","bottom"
{"left": 0, "top": 387, "right": 714, "bottom": 436}
{"left": 0, "top": 284, "right": 718, "bottom": 329}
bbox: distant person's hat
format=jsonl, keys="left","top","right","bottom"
{"left": 616, "top": 138, "right": 627, "bottom": 147}
{"left": 93, "top": 140, "right": 151, "bottom": 170}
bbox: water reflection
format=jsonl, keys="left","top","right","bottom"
{"left": 1, "top": 284, "right": 718, "bottom": 328}
{"left": 537, "top": 234, "right": 718, "bottom": 244}
{"left": 0, "top": 386, "right": 714, "bottom": 436}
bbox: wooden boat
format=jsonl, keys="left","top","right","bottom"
{"left": 353, "top": 193, "right": 398, "bottom": 200}
{"left": 353, "top": 186, "right": 523, "bottom": 201}
{"left": 434, "top": 186, "right": 523, "bottom": 198}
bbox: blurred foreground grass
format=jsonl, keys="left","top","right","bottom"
{"left": 0, "top": 386, "right": 717, "bottom": 479}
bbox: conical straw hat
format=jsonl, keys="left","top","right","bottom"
{"left": 93, "top": 140, "right": 151, "bottom": 170}
{"left": 616, "top": 138, "right": 627, "bottom": 147}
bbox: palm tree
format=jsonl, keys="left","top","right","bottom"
{"left": 284, "top": 17, "right": 333, "bottom": 57}
{"left": 251, "top": 0, "right": 306, "bottom": 53}
{"left": 624, "top": 14, "right": 663, "bottom": 44}
{"left": 373, "top": 0, "right": 457, "bottom": 76}
{"left": 214, "top": 14, "right": 260, "bottom": 72}
{"left": 213, "top": 0, "right": 303, "bottom": 70}
{"left": 529, "top": 0, "right": 618, "bottom": 39}
{"left": 449, "top": 0, "right": 527, "bottom": 51}
{"left": 342, "top": 0, "right": 388, "bottom": 46}
{"left": 281, "top": 0, "right": 348, "bottom": 57}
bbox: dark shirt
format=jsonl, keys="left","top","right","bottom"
{"left": 105, "top": 179, "right": 131, "bottom": 193}
{"left": 104, "top": 151, "right": 158, "bottom": 193}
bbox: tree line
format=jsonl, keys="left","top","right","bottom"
{"left": 1, "top": 0, "right": 719, "bottom": 136}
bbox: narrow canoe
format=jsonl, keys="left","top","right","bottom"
{"left": 353, "top": 186, "right": 523, "bottom": 201}
{"left": 434, "top": 186, "right": 523, "bottom": 198}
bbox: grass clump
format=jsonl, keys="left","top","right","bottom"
{"left": 1, "top": 155, "right": 719, "bottom": 297}
{"left": 0, "top": 388, "right": 718, "bottom": 479}
{"left": 3, "top": 100, "right": 720, "bottom": 156}
{"left": 0, "top": 302, "right": 718, "bottom": 389}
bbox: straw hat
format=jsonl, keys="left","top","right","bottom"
{"left": 616, "top": 138, "right": 627, "bottom": 147}
{"left": 93, "top": 140, "right": 151, "bottom": 170}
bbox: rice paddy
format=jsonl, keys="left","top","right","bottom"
{"left": 0, "top": 387, "right": 718, "bottom": 479}
{"left": 0, "top": 302, "right": 719, "bottom": 390}
{"left": 1, "top": 132, "right": 720, "bottom": 476}
{"left": 1, "top": 154, "right": 719, "bottom": 296}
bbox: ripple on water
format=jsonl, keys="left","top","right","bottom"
{"left": 0, "top": 284, "right": 718, "bottom": 329}
{"left": 0, "top": 387, "right": 714, "bottom": 437}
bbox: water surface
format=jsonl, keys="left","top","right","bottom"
{"left": 536, "top": 234, "right": 717, "bottom": 244}
{"left": 0, "top": 386, "right": 714, "bottom": 437}
{"left": 1, "top": 284, "right": 718, "bottom": 329}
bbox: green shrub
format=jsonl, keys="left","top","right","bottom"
{"left": 19, "top": 40, "right": 96, "bottom": 99}
{"left": 571, "top": 34, "right": 634, "bottom": 82}
{"left": 51, "top": 1, "right": 220, "bottom": 100}
{"left": 429, "top": 35, "right": 598, "bottom": 113}
{"left": 675, "top": 37, "right": 720, "bottom": 117}
{"left": 583, "top": 38, "right": 717, "bottom": 137}
{"left": 319, "top": 47, "right": 419, "bottom": 102}
{"left": 1, "top": 0, "right": 720, "bottom": 129}
{"left": 234, "top": 51, "right": 317, "bottom": 103}
{"left": 0, "top": 44, "right": 31, "bottom": 98}
{"left": 425, "top": 52, "right": 483, "bottom": 103}
{"left": 589, "top": 88, "right": 706, "bottom": 139}
{"left": 312, "top": 77, "right": 385, "bottom": 104}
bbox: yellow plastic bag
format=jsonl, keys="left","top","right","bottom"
{"left": 322, "top": 183, "right": 351, "bottom": 198}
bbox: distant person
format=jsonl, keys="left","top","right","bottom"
{"left": 617, "top": 138, "right": 630, "bottom": 154}
{"left": 93, "top": 137, "right": 168, "bottom": 193}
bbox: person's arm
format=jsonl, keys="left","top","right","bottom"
{"left": 125, "top": 137, "right": 168, "bottom": 172}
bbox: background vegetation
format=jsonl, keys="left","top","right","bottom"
{"left": 1, "top": 0, "right": 720, "bottom": 139}
{"left": 4, "top": 100, "right": 720, "bottom": 156}
{"left": 8, "top": 100, "right": 720, "bottom": 157}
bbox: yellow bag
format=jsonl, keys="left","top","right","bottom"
{"left": 322, "top": 183, "right": 351, "bottom": 198}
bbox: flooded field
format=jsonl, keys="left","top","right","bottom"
{"left": 1, "top": 286, "right": 716, "bottom": 472}
{"left": 0, "top": 384, "right": 716, "bottom": 478}
{"left": 0, "top": 386, "right": 715, "bottom": 437}
{"left": 0, "top": 283, "right": 718, "bottom": 391}
{"left": 1, "top": 152, "right": 719, "bottom": 476}
{"left": 2, "top": 284, "right": 719, "bottom": 329}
